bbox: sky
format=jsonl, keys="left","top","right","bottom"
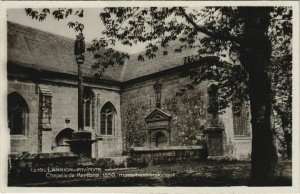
{"left": 7, "top": 8, "right": 146, "bottom": 54}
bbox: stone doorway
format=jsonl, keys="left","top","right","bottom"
{"left": 145, "top": 108, "right": 172, "bottom": 147}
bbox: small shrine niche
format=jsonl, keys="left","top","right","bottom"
{"left": 145, "top": 81, "right": 172, "bottom": 147}
{"left": 39, "top": 85, "right": 52, "bottom": 130}
{"left": 145, "top": 108, "right": 172, "bottom": 147}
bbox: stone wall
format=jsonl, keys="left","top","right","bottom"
{"left": 8, "top": 81, "right": 39, "bottom": 153}
{"left": 92, "top": 89, "right": 123, "bottom": 158}
{"left": 122, "top": 73, "right": 212, "bottom": 149}
{"left": 233, "top": 138, "right": 252, "bottom": 160}
{"left": 8, "top": 78, "right": 123, "bottom": 158}
{"left": 8, "top": 79, "right": 79, "bottom": 154}
{"left": 121, "top": 72, "right": 251, "bottom": 158}
{"left": 128, "top": 146, "right": 207, "bottom": 166}
{"left": 219, "top": 106, "right": 235, "bottom": 156}
{"left": 44, "top": 84, "right": 78, "bottom": 153}
{"left": 219, "top": 105, "right": 251, "bottom": 159}
{"left": 8, "top": 71, "right": 251, "bottom": 159}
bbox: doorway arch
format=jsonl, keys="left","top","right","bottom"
{"left": 53, "top": 128, "right": 74, "bottom": 152}
{"left": 154, "top": 131, "right": 168, "bottom": 147}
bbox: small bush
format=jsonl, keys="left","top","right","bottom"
{"left": 94, "top": 158, "right": 116, "bottom": 170}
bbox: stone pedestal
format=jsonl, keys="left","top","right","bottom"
{"left": 204, "top": 127, "right": 224, "bottom": 156}
{"left": 66, "top": 131, "right": 96, "bottom": 158}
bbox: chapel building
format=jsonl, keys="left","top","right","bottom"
{"left": 7, "top": 22, "right": 252, "bottom": 160}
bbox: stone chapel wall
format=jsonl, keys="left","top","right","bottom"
{"left": 8, "top": 78, "right": 123, "bottom": 158}
{"left": 121, "top": 72, "right": 251, "bottom": 158}
{"left": 8, "top": 81, "right": 39, "bottom": 153}
{"left": 8, "top": 79, "right": 78, "bottom": 153}
{"left": 122, "top": 73, "right": 215, "bottom": 149}
{"left": 8, "top": 72, "right": 251, "bottom": 159}
{"left": 91, "top": 88, "right": 123, "bottom": 158}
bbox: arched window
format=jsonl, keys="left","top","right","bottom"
{"left": 83, "top": 88, "right": 94, "bottom": 128}
{"left": 100, "top": 102, "right": 116, "bottom": 135}
{"left": 233, "top": 101, "right": 250, "bottom": 136}
{"left": 8, "top": 92, "right": 29, "bottom": 135}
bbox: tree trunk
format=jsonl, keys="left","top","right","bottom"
{"left": 239, "top": 7, "right": 278, "bottom": 186}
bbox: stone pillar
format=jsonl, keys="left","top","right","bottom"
{"left": 204, "top": 84, "right": 224, "bottom": 156}
{"left": 204, "top": 127, "right": 224, "bottom": 156}
{"left": 77, "top": 61, "right": 84, "bottom": 131}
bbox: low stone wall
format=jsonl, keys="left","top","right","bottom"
{"left": 9, "top": 152, "right": 79, "bottom": 170}
{"left": 93, "top": 157, "right": 129, "bottom": 170}
{"left": 128, "top": 146, "right": 207, "bottom": 166}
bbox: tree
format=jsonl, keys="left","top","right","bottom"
{"left": 24, "top": 6, "right": 292, "bottom": 185}
{"left": 269, "top": 11, "right": 292, "bottom": 159}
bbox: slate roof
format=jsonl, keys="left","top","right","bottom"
{"left": 122, "top": 41, "right": 200, "bottom": 81}
{"left": 7, "top": 22, "right": 124, "bottom": 82}
{"left": 7, "top": 22, "right": 208, "bottom": 83}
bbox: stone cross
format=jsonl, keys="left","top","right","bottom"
{"left": 75, "top": 33, "right": 85, "bottom": 131}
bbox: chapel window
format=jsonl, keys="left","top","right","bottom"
{"left": 233, "top": 101, "right": 250, "bottom": 136}
{"left": 100, "top": 102, "right": 116, "bottom": 135}
{"left": 8, "top": 92, "right": 28, "bottom": 135}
